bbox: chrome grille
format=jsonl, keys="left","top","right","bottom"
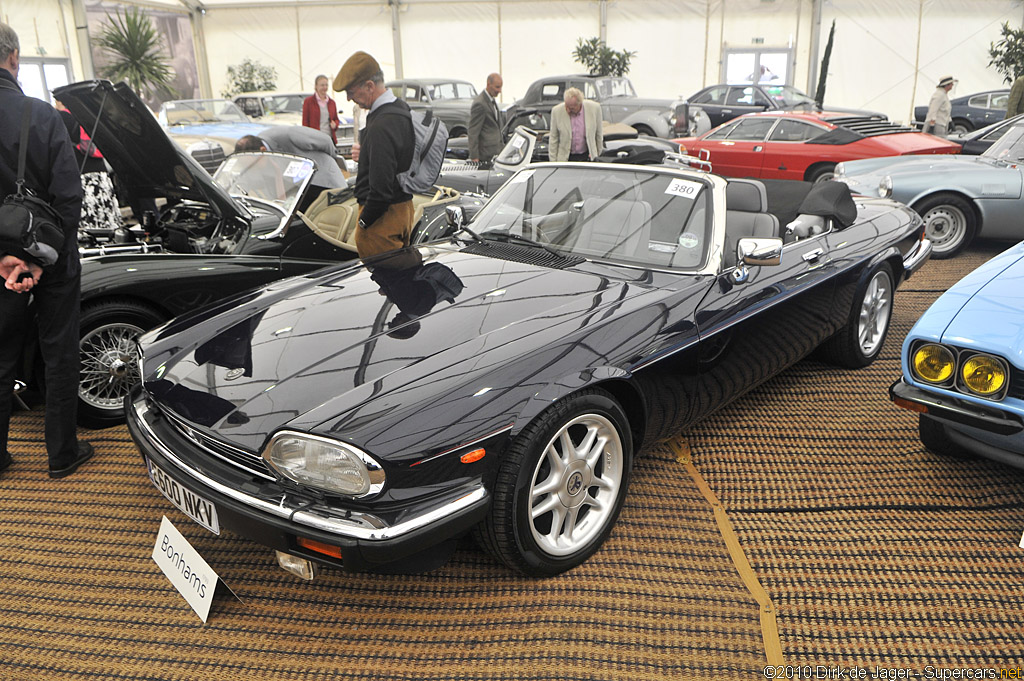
{"left": 163, "top": 408, "right": 275, "bottom": 480}
{"left": 189, "top": 147, "right": 225, "bottom": 175}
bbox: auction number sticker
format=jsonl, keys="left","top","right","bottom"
{"left": 664, "top": 178, "right": 703, "bottom": 198}
{"left": 511, "top": 135, "right": 526, "bottom": 149}
{"left": 283, "top": 161, "right": 307, "bottom": 178}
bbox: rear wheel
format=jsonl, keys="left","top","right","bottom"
{"left": 950, "top": 119, "right": 971, "bottom": 135}
{"left": 913, "top": 193, "right": 977, "bottom": 259}
{"left": 632, "top": 124, "right": 655, "bottom": 137}
{"left": 78, "top": 300, "right": 165, "bottom": 429}
{"left": 475, "top": 389, "right": 633, "bottom": 576}
{"left": 818, "top": 264, "right": 893, "bottom": 368}
{"left": 919, "top": 415, "right": 975, "bottom": 459}
{"left": 805, "top": 163, "right": 837, "bottom": 184}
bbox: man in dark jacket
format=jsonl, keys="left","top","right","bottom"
{"left": 333, "top": 51, "right": 414, "bottom": 259}
{"left": 0, "top": 22, "right": 93, "bottom": 479}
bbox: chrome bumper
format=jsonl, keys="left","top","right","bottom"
{"left": 902, "top": 237, "right": 932, "bottom": 278}
{"left": 130, "top": 392, "right": 487, "bottom": 542}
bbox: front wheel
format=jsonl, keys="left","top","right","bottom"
{"left": 475, "top": 389, "right": 633, "bottom": 576}
{"left": 913, "top": 193, "right": 977, "bottom": 259}
{"left": 950, "top": 119, "right": 971, "bottom": 135}
{"left": 818, "top": 264, "right": 894, "bottom": 369}
{"left": 78, "top": 300, "right": 165, "bottom": 429}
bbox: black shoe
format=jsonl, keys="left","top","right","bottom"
{"left": 48, "top": 442, "right": 94, "bottom": 479}
{"left": 0, "top": 453, "right": 11, "bottom": 475}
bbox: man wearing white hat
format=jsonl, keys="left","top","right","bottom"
{"left": 925, "top": 75, "right": 956, "bottom": 137}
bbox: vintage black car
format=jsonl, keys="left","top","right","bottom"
{"left": 688, "top": 83, "right": 887, "bottom": 128}
{"left": 126, "top": 162, "right": 931, "bottom": 580}
{"left": 48, "top": 80, "right": 462, "bottom": 428}
{"left": 385, "top": 78, "right": 477, "bottom": 137}
{"left": 504, "top": 75, "right": 683, "bottom": 138}
{"left": 914, "top": 89, "right": 1009, "bottom": 134}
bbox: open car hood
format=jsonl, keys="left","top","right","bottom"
{"left": 53, "top": 80, "right": 243, "bottom": 223}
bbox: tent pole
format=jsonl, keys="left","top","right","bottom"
{"left": 390, "top": 0, "right": 403, "bottom": 79}
{"left": 806, "top": 0, "right": 821, "bottom": 95}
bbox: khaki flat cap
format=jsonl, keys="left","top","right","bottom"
{"left": 334, "top": 51, "right": 381, "bottom": 92}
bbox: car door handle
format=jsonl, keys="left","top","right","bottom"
{"left": 722, "top": 108, "right": 733, "bottom": 113}
{"left": 753, "top": 145, "right": 763, "bottom": 152}
{"left": 802, "top": 248, "right": 825, "bottom": 262}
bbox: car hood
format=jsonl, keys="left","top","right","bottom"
{"left": 142, "top": 246, "right": 667, "bottom": 452}
{"left": 936, "top": 242, "right": 1024, "bottom": 367}
{"left": 165, "top": 121, "right": 269, "bottom": 141}
{"left": 611, "top": 96, "right": 674, "bottom": 111}
{"left": 53, "top": 80, "right": 244, "bottom": 222}
{"left": 904, "top": 241, "right": 1024, "bottom": 367}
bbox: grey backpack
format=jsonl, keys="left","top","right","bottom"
{"left": 397, "top": 110, "right": 449, "bottom": 194}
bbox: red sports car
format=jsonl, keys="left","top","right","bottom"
{"left": 673, "top": 111, "right": 961, "bottom": 183}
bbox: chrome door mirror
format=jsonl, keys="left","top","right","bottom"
{"left": 445, "top": 204, "right": 466, "bottom": 229}
{"left": 739, "top": 237, "right": 783, "bottom": 266}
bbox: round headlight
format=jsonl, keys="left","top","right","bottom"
{"left": 912, "top": 343, "right": 955, "bottom": 383}
{"left": 262, "top": 431, "right": 384, "bottom": 497}
{"left": 878, "top": 175, "right": 893, "bottom": 199}
{"left": 960, "top": 354, "right": 1007, "bottom": 396}
{"left": 834, "top": 162, "right": 846, "bottom": 178}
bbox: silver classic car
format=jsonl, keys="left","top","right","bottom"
{"left": 834, "top": 121, "right": 1024, "bottom": 258}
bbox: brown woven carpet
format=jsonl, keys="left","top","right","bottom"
{"left": 2, "top": 241, "right": 1024, "bottom": 679}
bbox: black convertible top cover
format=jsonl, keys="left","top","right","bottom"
{"left": 798, "top": 180, "right": 857, "bottom": 228}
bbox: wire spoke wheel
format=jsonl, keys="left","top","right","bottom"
{"left": 78, "top": 321, "right": 145, "bottom": 410}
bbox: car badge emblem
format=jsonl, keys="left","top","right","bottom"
{"left": 225, "top": 368, "right": 245, "bottom": 381}
{"left": 567, "top": 472, "right": 584, "bottom": 496}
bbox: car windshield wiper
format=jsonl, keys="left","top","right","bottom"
{"left": 455, "top": 225, "right": 485, "bottom": 243}
{"left": 482, "top": 229, "right": 561, "bottom": 257}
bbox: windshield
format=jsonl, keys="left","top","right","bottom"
{"left": 262, "top": 94, "right": 305, "bottom": 114}
{"left": 161, "top": 100, "right": 250, "bottom": 125}
{"left": 494, "top": 129, "right": 534, "bottom": 166}
{"left": 982, "top": 124, "right": 1024, "bottom": 162}
{"left": 213, "top": 153, "right": 314, "bottom": 216}
{"left": 763, "top": 85, "right": 817, "bottom": 108}
{"left": 470, "top": 166, "right": 710, "bottom": 270}
{"left": 427, "top": 82, "right": 477, "bottom": 100}
{"left": 594, "top": 77, "right": 637, "bottom": 100}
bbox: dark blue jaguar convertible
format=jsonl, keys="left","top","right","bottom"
{"left": 126, "top": 160, "right": 931, "bottom": 579}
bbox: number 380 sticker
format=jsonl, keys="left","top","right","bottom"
{"left": 664, "top": 178, "right": 703, "bottom": 198}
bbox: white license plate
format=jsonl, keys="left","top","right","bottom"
{"left": 147, "top": 457, "right": 220, "bottom": 535}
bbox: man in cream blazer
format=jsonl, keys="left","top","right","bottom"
{"left": 549, "top": 87, "right": 604, "bottom": 162}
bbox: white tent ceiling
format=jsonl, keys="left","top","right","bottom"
{"left": 5, "top": 0, "right": 1024, "bottom": 123}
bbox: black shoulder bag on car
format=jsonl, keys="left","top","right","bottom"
{"left": 0, "top": 100, "right": 66, "bottom": 267}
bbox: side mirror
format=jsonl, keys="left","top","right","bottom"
{"left": 699, "top": 148, "right": 711, "bottom": 162}
{"left": 738, "top": 237, "right": 783, "bottom": 266}
{"left": 445, "top": 204, "right": 466, "bottom": 229}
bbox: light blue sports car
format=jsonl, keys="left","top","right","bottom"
{"left": 890, "top": 241, "right": 1024, "bottom": 468}
{"left": 834, "top": 122, "right": 1024, "bottom": 259}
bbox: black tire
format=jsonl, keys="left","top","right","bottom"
{"left": 632, "top": 124, "right": 655, "bottom": 137}
{"left": 805, "top": 163, "right": 837, "bottom": 184}
{"left": 919, "top": 415, "right": 975, "bottom": 459}
{"left": 950, "top": 119, "right": 972, "bottom": 135}
{"left": 818, "top": 264, "right": 894, "bottom": 369}
{"left": 450, "top": 126, "right": 467, "bottom": 138}
{"left": 78, "top": 300, "right": 165, "bottom": 429}
{"left": 474, "top": 388, "right": 633, "bottom": 576}
{"left": 913, "top": 193, "right": 977, "bottom": 259}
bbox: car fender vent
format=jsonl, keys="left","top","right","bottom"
{"left": 462, "top": 241, "right": 585, "bottom": 269}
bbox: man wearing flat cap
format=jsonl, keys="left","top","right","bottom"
{"left": 924, "top": 75, "right": 956, "bottom": 137}
{"left": 334, "top": 51, "right": 415, "bottom": 259}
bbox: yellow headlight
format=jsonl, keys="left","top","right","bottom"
{"left": 912, "top": 344, "right": 955, "bottom": 383}
{"left": 960, "top": 354, "right": 1006, "bottom": 396}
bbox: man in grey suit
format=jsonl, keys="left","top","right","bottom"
{"left": 468, "top": 73, "right": 503, "bottom": 163}
{"left": 235, "top": 125, "right": 347, "bottom": 197}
